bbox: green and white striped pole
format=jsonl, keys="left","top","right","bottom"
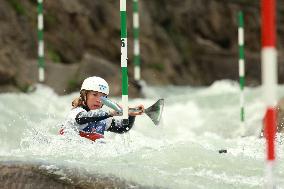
{"left": 37, "top": 0, "right": 45, "bottom": 82}
{"left": 238, "top": 11, "right": 245, "bottom": 133}
{"left": 120, "top": 0, "right": 129, "bottom": 124}
{"left": 133, "top": 0, "right": 141, "bottom": 81}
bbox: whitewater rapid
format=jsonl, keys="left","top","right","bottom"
{"left": 0, "top": 80, "right": 284, "bottom": 188}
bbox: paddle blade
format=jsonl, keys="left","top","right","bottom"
{"left": 145, "top": 99, "right": 164, "bottom": 125}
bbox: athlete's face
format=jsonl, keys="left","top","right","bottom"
{"left": 86, "top": 91, "right": 106, "bottom": 110}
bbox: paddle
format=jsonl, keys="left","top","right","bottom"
{"left": 101, "top": 97, "right": 164, "bottom": 126}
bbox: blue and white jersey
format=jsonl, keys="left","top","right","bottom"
{"left": 62, "top": 106, "right": 136, "bottom": 138}
{"left": 81, "top": 117, "right": 107, "bottom": 135}
{"left": 65, "top": 107, "right": 113, "bottom": 135}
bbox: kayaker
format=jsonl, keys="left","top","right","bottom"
{"left": 60, "top": 76, "right": 144, "bottom": 141}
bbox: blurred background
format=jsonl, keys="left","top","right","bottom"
{"left": 1, "top": 0, "right": 283, "bottom": 96}
{"left": 1, "top": 1, "right": 284, "bottom": 189}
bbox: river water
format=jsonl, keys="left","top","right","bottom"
{"left": 0, "top": 80, "right": 284, "bottom": 189}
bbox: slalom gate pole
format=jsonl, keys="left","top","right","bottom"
{"left": 238, "top": 11, "right": 245, "bottom": 134}
{"left": 120, "top": 0, "right": 129, "bottom": 124}
{"left": 133, "top": 0, "right": 141, "bottom": 81}
{"left": 264, "top": 108, "right": 276, "bottom": 189}
{"left": 261, "top": 0, "right": 277, "bottom": 188}
{"left": 37, "top": 0, "right": 45, "bottom": 82}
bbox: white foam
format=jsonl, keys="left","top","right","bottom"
{"left": 0, "top": 81, "right": 284, "bottom": 188}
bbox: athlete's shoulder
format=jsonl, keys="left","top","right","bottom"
{"left": 67, "top": 107, "right": 86, "bottom": 119}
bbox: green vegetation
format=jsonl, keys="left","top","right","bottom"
{"left": 28, "top": 0, "right": 37, "bottom": 5}
{"left": 164, "top": 22, "right": 194, "bottom": 64}
{"left": 45, "top": 13, "right": 58, "bottom": 27}
{"left": 67, "top": 79, "right": 79, "bottom": 92}
{"left": 46, "top": 44, "right": 62, "bottom": 63}
{"left": 7, "top": 0, "right": 26, "bottom": 16}
{"left": 18, "top": 83, "right": 32, "bottom": 93}
{"left": 148, "top": 63, "right": 164, "bottom": 71}
{"left": 236, "top": 0, "right": 258, "bottom": 6}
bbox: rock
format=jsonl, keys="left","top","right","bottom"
{"left": 0, "top": 61, "right": 15, "bottom": 85}
{"left": 0, "top": 0, "right": 284, "bottom": 94}
{"left": 261, "top": 97, "right": 284, "bottom": 134}
{"left": 78, "top": 53, "right": 121, "bottom": 95}
{"left": 0, "top": 49, "right": 17, "bottom": 85}
{"left": 13, "top": 53, "right": 141, "bottom": 96}
{"left": 78, "top": 53, "right": 141, "bottom": 97}
{"left": 0, "top": 162, "right": 151, "bottom": 189}
{"left": 0, "top": 85, "right": 20, "bottom": 93}
{"left": 59, "top": 0, "right": 85, "bottom": 14}
{"left": 15, "top": 59, "right": 79, "bottom": 95}
{"left": 0, "top": 163, "right": 74, "bottom": 189}
{"left": 277, "top": 97, "right": 284, "bottom": 133}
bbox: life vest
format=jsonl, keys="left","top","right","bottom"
{"left": 79, "top": 131, "right": 104, "bottom": 141}
{"left": 59, "top": 129, "right": 104, "bottom": 142}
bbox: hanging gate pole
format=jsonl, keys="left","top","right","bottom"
{"left": 133, "top": 0, "right": 141, "bottom": 82}
{"left": 261, "top": 0, "right": 277, "bottom": 188}
{"left": 37, "top": 0, "right": 45, "bottom": 82}
{"left": 238, "top": 11, "right": 245, "bottom": 134}
{"left": 120, "top": 0, "right": 129, "bottom": 124}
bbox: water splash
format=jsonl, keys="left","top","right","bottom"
{"left": 1, "top": 81, "right": 284, "bottom": 188}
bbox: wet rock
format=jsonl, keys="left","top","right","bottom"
{"left": 0, "top": 162, "right": 154, "bottom": 189}
{"left": 277, "top": 97, "right": 284, "bottom": 133}
{"left": 262, "top": 97, "right": 284, "bottom": 134}
{"left": 1, "top": 0, "right": 284, "bottom": 94}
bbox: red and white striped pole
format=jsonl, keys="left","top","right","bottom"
{"left": 262, "top": 0, "right": 277, "bottom": 105}
{"left": 264, "top": 108, "right": 276, "bottom": 188}
{"left": 261, "top": 0, "right": 277, "bottom": 188}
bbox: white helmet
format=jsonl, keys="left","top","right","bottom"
{"left": 81, "top": 76, "right": 109, "bottom": 95}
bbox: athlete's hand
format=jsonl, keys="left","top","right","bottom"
{"left": 129, "top": 104, "right": 144, "bottom": 116}
{"left": 109, "top": 103, "right": 123, "bottom": 116}
{"left": 110, "top": 110, "right": 122, "bottom": 116}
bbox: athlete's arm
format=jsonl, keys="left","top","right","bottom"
{"left": 75, "top": 110, "right": 112, "bottom": 125}
{"left": 107, "top": 116, "right": 135, "bottom": 133}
